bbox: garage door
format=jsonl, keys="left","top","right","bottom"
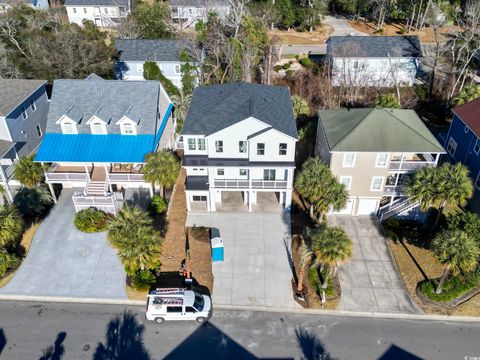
{"left": 357, "top": 199, "right": 379, "bottom": 216}
{"left": 332, "top": 198, "right": 355, "bottom": 215}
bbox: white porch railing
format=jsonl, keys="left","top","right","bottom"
{"left": 214, "top": 179, "right": 250, "bottom": 188}
{"left": 389, "top": 160, "right": 436, "bottom": 171}
{"left": 213, "top": 179, "right": 288, "bottom": 189}
{"left": 108, "top": 173, "right": 145, "bottom": 182}
{"left": 45, "top": 172, "right": 88, "bottom": 182}
{"left": 379, "top": 200, "right": 419, "bottom": 221}
{"left": 72, "top": 192, "right": 119, "bottom": 214}
{"left": 252, "top": 180, "right": 288, "bottom": 189}
{"left": 383, "top": 185, "right": 407, "bottom": 196}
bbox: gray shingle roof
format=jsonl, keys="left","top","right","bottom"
{"left": 327, "top": 36, "right": 422, "bottom": 58}
{"left": 0, "top": 140, "right": 15, "bottom": 158}
{"left": 115, "top": 39, "right": 188, "bottom": 62}
{"left": 169, "top": 0, "right": 227, "bottom": 6}
{"left": 0, "top": 79, "right": 46, "bottom": 117}
{"left": 64, "top": 0, "right": 128, "bottom": 6}
{"left": 181, "top": 83, "right": 297, "bottom": 139}
{"left": 46, "top": 77, "right": 161, "bottom": 135}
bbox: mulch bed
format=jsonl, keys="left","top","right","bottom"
{"left": 187, "top": 227, "right": 214, "bottom": 294}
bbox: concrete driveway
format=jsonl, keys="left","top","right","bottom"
{"left": 186, "top": 209, "right": 298, "bottom": 309}
{"left": 0, "top": 189, "right": 127, "bottom": 299}
{"left": 328, "top": 216, "right": 420, "bottom": 314}
{"left": 324, "top": 15, "right": 369, "bottom": 36}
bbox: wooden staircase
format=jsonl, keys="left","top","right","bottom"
{"left": 86, "top": 166, "right": 107, "bottom": 196}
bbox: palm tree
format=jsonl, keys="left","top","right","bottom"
{"left": 171, "top": 90, "right": 192, "bottom": 133}
{"left": 297, "top": 242, "right": 321, "bottom": 293}
{"left": 108, "top": 204, "right": 162, "bottom": 274}
{"left": 0, "top": 185, "right": 6, "bottom": 204}
{"left": 13, "top": 155, "right": 45, "bottom": 188}
{"left": 407, "top": 163, "right": 473, "bottom": 230}
{"left": 431, "top": 230, "right": 479, "bottom": 294}
{"left": 0, "top": 205, "right": 24, "bottom": 248}
{"left": 295, "top": 157, "right": 348, "bottom": 221}
{"left": 13, "top": 186, "right": 54, "bottom": 218}
{"left": 307, "top": 226, "right": 353, "bottom": 289}
{"left": 143, "top": 150, "right": 180, "bottom": 198}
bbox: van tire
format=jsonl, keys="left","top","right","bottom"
{"left": 196, "top": 317, "right": 206, "bottom": 323}
{"left": 155, "top": 317, "right": 165, "bottom": 324}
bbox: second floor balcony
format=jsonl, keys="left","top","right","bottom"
{"left": 213, "top": 178, "right": 288, "bottom": 189}
{"left": 45, "top": 163, "right": 145, "bottom": 183}
{"left": 388, "top": 153, "right": 439, "bottom": 172}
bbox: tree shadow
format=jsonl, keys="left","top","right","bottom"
{"left": 93, "top": 310, "right": 149, "bottom": 360}
{"left": 0, "top": 328, "right": 6, "bottom": 356}
{"left": 295, "top": 327, "right": 333, "bottom": 360}
{"left": 38, "top": 331, "right": 67, "bottom": 360}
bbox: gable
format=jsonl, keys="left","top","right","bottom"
{"left": 205, "top": 117, "right": 269, "bottom": 139}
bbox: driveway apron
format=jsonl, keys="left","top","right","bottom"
{"left": 0, "top": 189, "right": 127, "bottom": 299}
{"left": 328, "top": 216, "right": 421, "bottom": 314}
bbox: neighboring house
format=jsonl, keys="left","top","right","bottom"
{"left": 0, "top": 79, "right": 49, "bottom": 203}
{"left": 170, "top": 0, "right": 230, "bottom": 29}
{"left": 181, "top": 83, "right": 297, "bottom": 212}
{"left": 326, "top": 36, "right": 422, "bottom": 87}
{"left": 115, "top": 39, "right": 197, "bottom": 88}
{"left": 316, "top": 108, "right": 445, "bottom": 218}
{"left": 0, "top": 0, "right": 48, "bottom": 12}
{"left": 64, "top": 0, "right": 130, "bottom": 27}
{"left": 34, "top": 75, "right": 175, "bottom": 214}
{"left": 444, "top": 97, "right": 480, "bottom": 212}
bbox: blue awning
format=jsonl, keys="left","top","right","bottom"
{"left": 35, "top": 133, "right": 156, "bottom": 163}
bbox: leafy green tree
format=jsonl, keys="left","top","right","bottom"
{"left": 0, "top": 205, "right": 24, "bottom": 247}
{"left": 143, "top": 61, "right": 180, "bottom": 97}
{"left": 148, "top": 195, "right": 167, "bottom": 215}
{"left": 375, "top": 94, "right": 401, "bottom": 108}
{"left": 143, "top": 150, "right": 180, "bottom": 198}
{"left": 171, "top": 90, "right": 192, "bottom": 133}
{"left": 291, "top": 95, "right": 310, "bottom": 119}
{"left": 13, "top": 155, "right": 45, "bottom": 188}
{"left": 179, "top": 50, "right": 197, "bottom": 96}
{"left": 0, "top": 249, "right": 19, "bottom": 278}
{"left": 453, "top": 85, "right": 480, "bottom": 106}
{"left": 132, "top": 1, "right": 173, "bottom": 39}
{"left": 295, "top": 157, "right": 348, "bottom": 221}
{"left": 432, "top": 230, "right": 479, "bottom": 294}
{"left": 274, "top": 0, "right": 296, "bottom": 28}
{"left": 447, "top": 211, "right": 480, "bottom": 247}
{"left": 306, "top": 226, "right": 353, "bottom": 288}
{"left": 407, "top": 163, "right": 473, "bottom": 230}
{"left": 131, "top": 269, "right": 156, "bottom": 291}
{"left": 108, "top": 204, "right": 162, "bottom": 274}
{"left": 13, "top": 186, "right": 54, "bottom": 218}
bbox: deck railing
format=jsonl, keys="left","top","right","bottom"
{"left": 213, "top": 179, "right": 288, "bottom": 189}
{"left": 108, "top": 173, "right": 145, "bottom": 182}
{"left": 72, "top": 192, "right": 119, "bottom": 214}
{"left": 45, "top": 172, "right": 88, "bottom": 182}
{"left": 389, "top": 160, "right": 436, "bottom": 171}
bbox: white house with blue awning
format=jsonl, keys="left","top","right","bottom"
{"left": 35, "top": 75, "right": 174, "bottom": 213}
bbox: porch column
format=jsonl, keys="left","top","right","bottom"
{"left": 48, "top": 182, "right": 57, "bottom": 203}
{"left": 0, "top": 165, "right": 13, "bottom": 204}
{"left": 285, "top": 190, "right": 292, "bottom": 209}
{"left": 209, "top": 189, "right": 216, "bottom": 212}
{"left": 243, "top": 191, "right": 248, "bottom": 204}
{"left": 84, "top": 164, "right": 90, "bottom": 180}
{"left": 186, "top": 193, "right": 191, "bottom": 211}
{"left": 434, "top": 153, "right": 440, "bottom": 166}
{"left": 149, "top": 184, "right": 154, "bottom": 197}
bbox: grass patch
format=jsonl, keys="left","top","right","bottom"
{"left": 419, "top": 274, "right": 479, "bottom": 303}
{"left": 308, "top": 267, "right": 335, "bottom": 297}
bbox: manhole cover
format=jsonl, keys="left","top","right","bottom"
{"left": 76, "top": 246, "right": 90, "bottom": 257}
{"left": 82, "top": 344, "right": 91, "bottom": 352}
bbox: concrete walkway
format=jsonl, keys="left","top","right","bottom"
{"left": 328, "top": 216, "right": 420, "bottom": 314}
{"left": 186, "top": 211, "right": 299, "bottom": 309}
{"left": 0, "top": 189, "right": 127, "bottom": 299}
{"left": 324, "top": 15, "right": 369, "bottom": 37}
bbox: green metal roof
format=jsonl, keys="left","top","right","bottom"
{"left": 317, "top": 108, "right": 445, "bottom": 153}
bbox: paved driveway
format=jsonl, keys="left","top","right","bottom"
{"left": 324, "top": 15, "right": 369, "bottom": 36}
{"left": 328, "top": 216, "right": 420, "bottom": 314}
{"left": 0, "top": 189, "right": 127, "bottom": 299}
{"left": 186, "top": 211, "right": 298, "bottom": 309}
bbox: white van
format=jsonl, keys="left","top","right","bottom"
{"left": 146, "top": 288, "right": 212, "bottom": 324}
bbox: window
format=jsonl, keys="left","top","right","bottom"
{"left": 121, "top": 123, "right": 135, "bottom": 135}
{"left": 343, "top": 152, "right": 356, "bottom": 167}
{"left": 215, "top": 140, "right": 223, "bottom": 153}
{"left": 474, "top": 138, "right": 480, "bottom": 155}
{"left": 376, "top": 153, "right": 388, "bottom": 167}
{"left": 239, "top": 141, "right": 247, "bottom": 153}
{"left": 447, "top": 138, "right": 457, "bottom": 157}
{"left": 137, "top": 63, "right": 143, "bottom": 73}
{"left": 22, "top": 107, "right": 28, "bottom": 120}
{"left": 91, "top": 122, "right": 107, "bottom": 134}
{"left": 192, "top": 195, "right": 207, "bottom": 201}
{"left": 465, "top": 125, "right": 469, "bottom": 134}
{"left": 83, "top": 7, "right": 87, "bottom": 13}
{"left": 217, "top": 168, "right": 224, "bottom": 176}
{"left": 339, "top": 176, "right": 352, "bottom": 190}
{"left": 73, "top": 7, "right": 77, "bottom": 13}
{"left": 476, "top": 171, "right": 480, "bottom": 190}
{"left": 239, "top": 169, "right": 247, "bottom": 176}
{"left": 198, "top": 138, "right": 206, "bottom": 150}
{"left": 166, "top": 307, "right": 182, "bottom": 313}
{"left": 174, "top": 64, "right": 181, "bottom": 74}
{"left": 35, "top": 124, "right": 42, "bottom": 138}
{"left": 257, "top": 143, "right": 265, "bottom": 155}
{"left": 30, "top": 99, "right": 36, "bottom": 112}
{"left": 185, "top": 306, "right": 197, "bottom": 313}
{"left": 263, "top": 169, "right": 275, "bottom": 181}
{"left": 61, "top": 122, "right": 77, "bottom": 134}
{"left": 371, "top": 176, "right": 384, "bottom": 191}
{"left": 279, "top": 143, "right": 287, "bottom": 155}
{"left": 188, "top": 138, "right": 196, "bottom": 150}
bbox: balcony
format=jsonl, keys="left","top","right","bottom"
{"left": 45, "top": 164, "right": 90, "bottom": 182}
{"left": 45, "top": 163, "right": 145, "bottom": 183}
{"left": 72, "top": 191, "right": 120, "bottom": 214}
{"left": 383, "top": 185, "right": 407, "bottom": 196}
{"left": 388, "top": 153, "right": 437, "bottom": 172}
{"left": 213, "top": 179, "right": 288, "bottom": 189}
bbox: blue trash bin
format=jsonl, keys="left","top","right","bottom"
{"left": 211, "top": 228, "right": 224, "bottom": 262}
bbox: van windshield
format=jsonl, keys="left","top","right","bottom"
{"left": 193, "top": 293, "right": 204, "bottom": 311}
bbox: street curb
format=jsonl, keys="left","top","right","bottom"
{"left": 0, "top": 294, "right": 479, "bottom": 323}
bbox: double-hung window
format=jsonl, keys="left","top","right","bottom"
{"left": 447, "top": 138, "right": 457, "bottom": 157}
{"left": 22, "top": 107, "right": 28, "bottom": 120}
{"left": 257, "top": 143, "right": 265, "bottom": 155}
{"left": 343, "top": 152, "right": 356, "bottom": 167}
{"left": 371, "top": 176, "right": 384, "bottom": 191}
{"left": 197, "top": 138, "right": 206, "bottom": 150}
{"left": 239, "top": 169, "right": 247, "bottom": 176}
{"left": 376, "top": 153, "right": 388, "bottom": 167}
{"left": 279, "top": 143, "right": 287, "bottom": 155}
{"left": 217, "top": 168, "right": 224, "bottom": 176}
{"left": 215, "top": 140, "right": 223, "bottom": 153}
{"left": 474, "top": 138, "right": 480, "bottom": 155}
{"left": 263, "top": 169, "right": 275, "bottom": 181}
{"left": 239, "top": 141, "right": 247, "bottom": 153}
{"left": 188, "top": 138, "right": 196, "bottom": 150}
{"left": 30, "top": 99, "right": 36, "bottom": 112}
{"left": 35, "top": 124, "right": 42, "bottom": 138}
{"left": 339, "top": 176, "right": 352, "bottom": 190}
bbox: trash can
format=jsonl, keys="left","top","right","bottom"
{"left": 210, "top": 228, "right": 224, "bottom": 262}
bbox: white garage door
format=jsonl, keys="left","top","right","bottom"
{"left": 357, "top": 199, "right": 379, "bottom": 216}
{"left": 332, "top": 198, "right": 355, "bottom": 215}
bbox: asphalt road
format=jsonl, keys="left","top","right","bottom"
{"left": 0, "top": 301, "right": 479, "bottom": 360}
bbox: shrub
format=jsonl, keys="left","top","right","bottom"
{"left": 397, "top": 27, "right": 407, "bottom": 34}
{"left": 283, "top": 63, "right": 291, "bottom": 70}
{"left": 299, "top": 57, "right": 314, "bottom": 69}
{"left": 285, "top": 69, "right": 293, "bottom": 76}
{"left": 13, "top": 185, "right": 54, "bottom": 218}
{"left": 0, "top": 206, "right": 24, "bottom": 247}
{"left": 0, "top": 249, "right": 19, "bottom": 278}
{"left": 374, "top": 28, "right": 384, "bottom": 34}
{"left": 131, "top": 270, "right": 156, "bottom": 291}
{"left": 273, "top": 64, "right": 283, "bottom": 72}
{"left": 148, "top": 195, "right": 167, "bottom": 215}
{"left": 418, "top": 272, "right": 479, "bottom": 303}
{"left": 74, "top": 208, "right": 110, "bottom": 233}
{"left": 308, "top": 267, "right": 335, "bottom": 297}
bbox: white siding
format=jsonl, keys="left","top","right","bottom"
{"left": 249, "top": 128, "right": 296, "bottom": 162}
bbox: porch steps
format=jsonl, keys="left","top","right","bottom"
{"left": 86, "top": 181, "right": 106, "bottom": 196}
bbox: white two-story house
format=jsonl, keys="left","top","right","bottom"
{"left": 327, "top": 36, "right": 422, "bottom": 87}
{"left": 64, "top": 0, "right": 131, "bottom": 27}
{"left": 170, "top": 0, "right": 230, "bottom": 29}
{"left": 181, "top": 83, "right": 297, "bottom": 212}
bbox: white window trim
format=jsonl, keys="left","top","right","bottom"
{"left": 239, "top": 169, "right": 247, "bottom": 176}
{"left": 257, "top": 143, "right": 265, "bottom": 155}
{"left": 187, "top": 138, "right": 196, "bottom": 150}
{"left": 342, "top": 152, "right": 356, "bottom": 167}
{"left": 116, "top": 116, "right": 137, "bottom": 135}
{"left": 375, "top": 153, "right": 389, "bottom": 168}
{"left": 474, "top": 138, "right": 480, "bottom": 155}
{"left": 197, "top": 138, "right": 206, "bottom": 150}
{"left": 30, "top": 100, "right": 36, "bottom": 112}
{"left": 279, "top": 143, "right": 287, "bottom": 155}
{"left": 35, "top": 124, "right": 42, "bottom": 138}
{"left": 215, "top": 140, "right": 223, "bottom": 153}
{"left": 465, "top": 125, "right": 469, "bottom": 134}
{"left": 22, "top": 106, "right": 28, "bottom": 120}
{"left": 476, "top": 171, "right": 480, "bottom": 190}
{"left": 370, "top": 176, "right": 384, "bottom": 192}
{"left": 174, "top": 64, "right": 181, "bottom": 74}
{"left": 217, "top": 168, "right": 225, "bottom": 176}
{"left": 339, "top": 176, "right": 352, "bottom": 190}
{"left": 239, "top": 141, "right": 247, "bottom": 153}
{"left": 61, "top": 121, "right": 78, "bottom": 134}
{"left": 447, "top": 137, "right": 457, "bottom": 157}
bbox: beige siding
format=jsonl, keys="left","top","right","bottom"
{"left": 315, "top": 121, "right": 332, "bottom": 164}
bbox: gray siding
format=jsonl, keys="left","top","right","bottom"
{"left": 315, "top": 119, "right": 332, "bottom": 164}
